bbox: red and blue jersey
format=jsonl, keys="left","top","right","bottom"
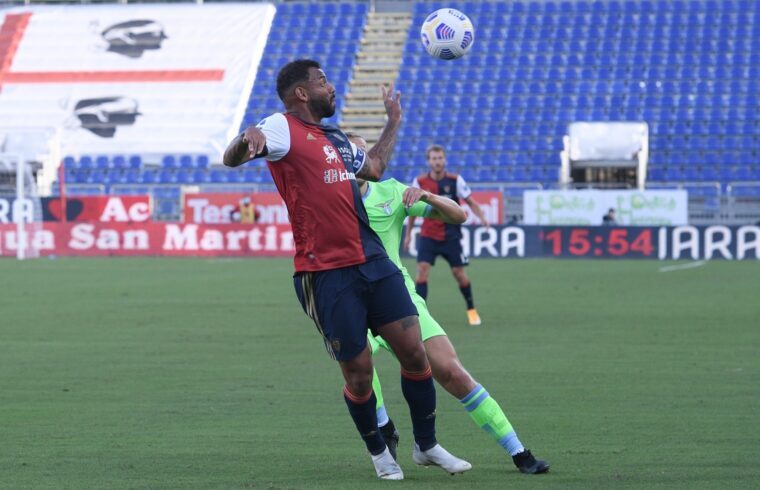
{"left": 412, "top": 172, "right": 472, "bottom": 241}
{"left": 257, "top": 113, "right": 387, "bottom": 272}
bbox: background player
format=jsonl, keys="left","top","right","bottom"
{"left": 223, "top": 60, "right": 468, "bottom": 480}
{"left": 229, "top": 196, "right": 260, "bottom": 223}
{"left": 350, "top": 134, "right": 549, "bottom": 476}
{"left": 404, "top": 144, "right": 489, "bottom": 326}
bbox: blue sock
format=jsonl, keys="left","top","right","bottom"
{"left": 460, "top": 282, "right": 474, "bottom": 309}
{"left": 499, "top": 430, "right": 526, "bottom": 456}
{"left": 415, "top": 281, "right": 428, "bottom": 299}
{"left": 376, "top": 405, "right": 389, "bottom": 427}
{"left": 344, "top": 386, "right": 385, "bottom": 455}
{"left": 401, "top": 367, "right": 437, "bottom": 451}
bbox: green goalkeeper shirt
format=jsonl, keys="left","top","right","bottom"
{"left": 361, "top": 179, "right": 432, "bottom": 287}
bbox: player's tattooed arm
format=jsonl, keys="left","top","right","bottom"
{"left": 357, "top": 84, "right": 402, "bottom": 181}
{"left": 223, "top": 126, "right": 267, "bottom": 167}
{"left": 402, "top": 187, "right": 466, "bottom": 224}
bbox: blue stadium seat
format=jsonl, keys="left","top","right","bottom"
{"left": 124, "top": 169, "right": 140, "bottom": 184}
{"left": 208, "top": 169, "right": 228, "bottom": 184}
{"left": 179, "top": 155, "right": 194, "bottom": 169}
{"left": 78, "top": 156, "right": 94, "bottom": 170}
{"left": 196, "top": 155, "right": 210, "bottom": 169}
{"left": 128, "top": 156, "right": 142, "bottom": 169}
{"left": 108, "top": 155, "right": 124, "bottom": 169}
{"left": 95, "top": 155, "right": 110, "bottom": 170}
{"left": 161, "top": 155, "right": 177, "bottom": 169}
{"left": 158, "top": 169, "right": 177, "bottom": 184}
{"left": 140, "top": 170, "right": 158, "bottom": 185}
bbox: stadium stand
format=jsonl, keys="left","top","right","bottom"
{"left": 23, "top": 0, "right": 760, "bottom": 221}
{"left": 396, "top": 0, "right": 759, "bottom": 192}
{"left": 240, "top": 1, "right": 368, "bottom": 129}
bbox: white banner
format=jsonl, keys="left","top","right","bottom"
{"left": 0, "top": 4, "right": 275, "bottom": 156}
{"left": 523, "top": 190, "right": 689, "bottom": 226}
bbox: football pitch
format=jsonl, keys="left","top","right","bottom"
{"left": 1, "top": 257, "right": 758, "bottom": 490}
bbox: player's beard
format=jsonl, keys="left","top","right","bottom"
{"left": 310, "top": 96, "right": 335, "bottom": 119}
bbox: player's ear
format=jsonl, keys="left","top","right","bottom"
{"left": 294, "top": 85, "right": 309, "bottom": 102}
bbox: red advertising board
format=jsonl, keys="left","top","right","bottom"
{"left": 182, "top": 191, "right": 502, "bottom": 224}
{"left": 41, "top": 196, "right": 152, "bottom": 222}
{"left": 463, "top": 191, "right": 503, "bottom": 225}
{"left": 183, "top": 192, "right": 288, "bottom": 224}
{"left": 0, "top": 223, "right": 294, "bottom": 257}
{"left": 0, "top": 191, "right": 503, "bottom": 256}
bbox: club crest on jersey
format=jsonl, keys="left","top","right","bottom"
{"left": 324, "top": 169, "right": 356, "bottom": 184}
{"left": 323, "top": 145, "right": 340, "bottom": 165}
{"left": 443, "top": 185, "right": 451, "bottom": 194}
{"left": 375, "top": 199, "right": 394, "bottom": 216}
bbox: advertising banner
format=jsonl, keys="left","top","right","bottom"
{"left": 183, "top": 192, "right": 288, "bottom": 224}
{"left": 0, "top": 222, "right": 294, "bottom": 257}
{"left": 1, "top": 224, "right": 758, "bottom": 260}
{"left": 1, "top": 195, "right": 151, "bottom": 223}
{"left": 463, "top": 191, "right": 503, "bottom": 225}
{"left": 180, "top": 191, "right": 503, "bottom": 225}
{"left": 405, "top": 225, "right": 760, "bottom": 260}
{"left": 523, "top": 190, "right": 688, "bottom": 226}
{"left": 42, "top": 196, "right": 151, "bottom": 222}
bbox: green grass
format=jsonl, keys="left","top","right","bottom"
{"left": 1, "top": 258, "right": 758, "bottom": 490}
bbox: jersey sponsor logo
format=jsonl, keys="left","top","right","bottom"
{"left": 323, "top": 145, "right": 340, "bottom": 165}
{"left": 323, "top": 168, "right": 356, "bottom": 184}
{"left": 375, "top": 199, "right": 394, "bottom": 216}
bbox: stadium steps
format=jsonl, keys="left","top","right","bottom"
{"left": 341, "top": 12, "right": 411, "bottom": 145}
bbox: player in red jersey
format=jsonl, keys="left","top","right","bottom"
{"left": 223, "top": 60, "right": 469, "bottom": 480}
{"left": 404, "top": 144, "right": 490, "bottom": 326}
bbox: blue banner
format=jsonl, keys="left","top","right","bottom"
{"left": 405, "top": 225, "right": 760, "bottom": 260}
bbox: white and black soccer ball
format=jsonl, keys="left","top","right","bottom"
{"left": 420, "top": 8, "right": 475, "bottom": 60}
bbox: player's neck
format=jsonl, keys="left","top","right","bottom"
{"left": 286, "top": 105, "right": 321, "bottom": 125}
{"left": 429, "top": 169, "right": 446, "bottom": 180}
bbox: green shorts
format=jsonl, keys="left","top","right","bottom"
{"left": 368, "top": 290, "right": 447, "bottom": 355}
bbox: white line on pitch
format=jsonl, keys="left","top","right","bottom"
{"left": 659, "top": 260, "right": 707, "bottom": 273}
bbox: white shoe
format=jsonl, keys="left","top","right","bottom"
{"left": 371, "top": 447, "right": 404, "bottom": 480}
{"left": 412, "top": 443, "right": 472, "bottom": 475}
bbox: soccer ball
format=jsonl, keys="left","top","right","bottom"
{"left": 420, "top": 8, "right": 475, "bottom": 60}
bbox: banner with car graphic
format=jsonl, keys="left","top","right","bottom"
{"left": 0, "top": 4, "right": 275, "bottom": 156}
